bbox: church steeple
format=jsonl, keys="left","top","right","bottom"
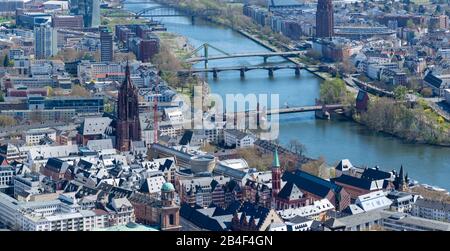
{"left": 394, "top": 165, "right": 408, "bottom": 192}
{"left": 115, "top": 62, "right": 141, "bottom": 152}
{"left": 399, "top": 165, "right": 404, "bottom": 182}
{"left": 271, "top": 147, "right": 282, "bottom": 209}
{"left": 272, "top": 147, "right": 280, "bottom": 168}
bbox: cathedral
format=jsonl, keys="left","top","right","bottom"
{"left": 116, "top": 63, "right": 141, "bottom": 152}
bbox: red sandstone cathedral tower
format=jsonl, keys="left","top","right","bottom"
{"left": 116, "top": 63, "right": 141, "bottom": 152}
{"left": 316, "top": 0, "right": 334, "bottom": 38}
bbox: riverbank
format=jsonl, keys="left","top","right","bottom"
{"left": 121, "top": 1, "right": 450, "bottom": 191}
{"left": 147, "top": 0, "right": 333, "bottom": 81}
{"left": 147, "top": 0, "right": 450, "bottom": 148}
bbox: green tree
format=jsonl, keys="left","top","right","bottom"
{"left": 319, "top": 78, "right": 348, "bottom": 104}
{"left": 393, "top": 85, "right": 408, "bottom": 100}
{"left": 0, "top": 115, "right": 17, "bottom": 127}
{"left": 0, "top": 90, "right": 4, "bottom": 102}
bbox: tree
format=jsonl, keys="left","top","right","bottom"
{"left": 305, "top": 49, "right": 321, "bottom": 60}
{"left": 54, "top": 48, "right": 82, "bottom": 62}
{"left": 236, "top": 147, "right": 273, "bottom": 171}
{"left": 420, "top": 87, "right": 433, "bottom": 97}
{"left": 337, "top": 59, "right": 356, "bottom": 74}
{"left": 200, "top": 142, "right": 217, "bottom": 153}
{"left": 114, "top": 52, "right": 136, "bottom": 62}
{"left": 0, "top": 115, "right": 17, "bottom": 127}
{"left": 393, "top": 85, "right": 408, "bottom": 100}
{"left": 70, "top": 85, "right": 90, "bottom": 97}
{"left": 319, "top": 78, "right": 348, "bottom": 104}
{"left": 288, "top": 139, "right": 306, "bottom": 156}
{"left": 301, "top": 157, "right": 326, "bottom": 177}
{"left": 3, "top": 54, "right": 10, "bottom": 67}
{"left": 0, "top": 90, "right": 4, "bottom": 102}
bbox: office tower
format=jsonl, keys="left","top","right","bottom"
{"left": 34, "top": 23, "right": 57, "bottom": 59}
{"left": 100, "top": 26, "right": 113, "bottom": 62}
{"left": 70, "top": 0, "right": 100, "bottom": 28}
{"left": 316, "top": 0, "right": 334, "bottom": 38}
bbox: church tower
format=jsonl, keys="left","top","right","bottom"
{"left": 394, "top": 165, "right": 409, "bottom": 192}
{"left": 116, "top": 62, "right": 141, "bottom": 152}
{"left": 316, "top": 0, "right": 334, "bottom": 38}
{"left": 271, "top": 148, "right": 281, "bottom": 208}
{"left": 160, "top": 182, "right": 181, "bottom": 231}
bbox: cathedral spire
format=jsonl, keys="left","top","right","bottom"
{"left": 399, "top": 165, "right": 404, "bottom": 181}
{"left": 272, "top": 147, "right": 280, "bottom": 168}
{"left": 116, "top": 61, "right": 141, "bottom": 152}
{"left": 124, "top": 60, "right": 132, "bottom": 89}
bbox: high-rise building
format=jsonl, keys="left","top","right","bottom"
{"left": 316, "top": 0, "right": 334, "bottom": 38}
{"left": 116, "top": 63, "right": 141, "bottom": 152}
{"left": 34, "top": 23, "right": 57, "bottom": 59}
{"left": 70, "top": 0, "right": 100, "bottom": 28}
{"left": 100, "top": 26, "right": 113, "bottom": 62}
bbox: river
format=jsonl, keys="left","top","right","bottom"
{"left": 124, "top": 2, "right": 450, "bottom": 190}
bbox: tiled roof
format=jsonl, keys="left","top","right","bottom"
{"left": 361, "top": 168, "right": 392, "bottom": 180}
{"left": 283, "top": 170, "right": 342, "bottom": 198}
{"left": 415, "top": 198, "right": 450, "bottom": 211}
{"left": 331, "top": 174, "right": 379, "bottom": 190}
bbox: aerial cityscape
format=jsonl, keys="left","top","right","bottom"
{"left": 0, "top": 0, "right": 450, "bottom": 233}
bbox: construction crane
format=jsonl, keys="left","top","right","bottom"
{"left": 153, "top": 77, "right": 159, "bottom": 143}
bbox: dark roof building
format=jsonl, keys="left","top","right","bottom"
{"left": 282, "top": 170, "right": 351, "bottom": 211}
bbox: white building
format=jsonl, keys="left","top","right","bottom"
{"left": 21, "top": 210, "right": 106, "bottom": 231}
{"left": 285, "top": 216, "right": 315, "bottom": 231}
{"left": 13, "top": 174, "right": 43, "bottom": 199}
{"left": 0, "top": 192, "right": 108, "bottom": 231}
{"left": 445, "top": 89, "right": 450, "bottom": 105}
{"left": 42, "top": 1, "right": 69, "bottom": 11}
{"left": 278, "top": 199, "right": 335, "bottom": 220}
{"left": 77, "top": 61, "right": 123, "bottom": 82}
{"left": 24, "top": 128, "right": 57, "bottom": 145}
{"left": 0, "top": 166, "right": 14, "bottom": 189}
{"left": 163, "top": 107, "right": 184, "bottom": 124}
{"left": 354, "top": 191, "right": 392, "bottom": 212}
{"left": 411, "top": 198, "right": 450, "bottom": 223}
{"left": 223, "top": 129, "right": 256, "bottom": 148}
{"left": 34, "top": 23, "right": 58, "bottom": 60}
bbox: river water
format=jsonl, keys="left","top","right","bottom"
{"left": 125, "top": 2, "right": 450, "bottom": 190}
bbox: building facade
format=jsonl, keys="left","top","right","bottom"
{"left": 315, "top": 0, "right": 334, "bottom": 38}
{"left": 70, "top": 0, "right": 100, "bottom": 28}
{"left": 100, "top": 26, "right": 113, "bottom": 62}
{"left": 34, "top": 23, "right": 57, "bottom": 59}
{"left": 116, "top": 64, "right": 142, "bottom": 152}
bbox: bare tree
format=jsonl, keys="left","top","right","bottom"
{"left": 288, "top": 139, "right": 306, "bottom": 156}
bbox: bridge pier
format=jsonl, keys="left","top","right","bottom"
{"left": 263, "top": 56, "right": 268, "bottom": 64}
{"left": 191, "top": 16, "right": 195, "bottom": 24}
{"left": 213, "top": 70, "right": 218, "bottom": 79}
{"left": 240, "top": 68, "right": 245, "bottom": 78}
{"left": 268, "top": 68, "right": 274, "bottom": 78}
{"left": 295, "top": 67, "right": 300, "bottom": 77}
